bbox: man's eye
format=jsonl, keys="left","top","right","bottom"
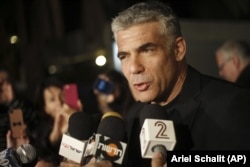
{"left": 142, "top": 46, "right": 155, "bottom": 53}
{"left": 118, "top": 53, "right": 126, "bottom": 60}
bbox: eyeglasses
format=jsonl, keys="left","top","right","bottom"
{"left": 218, "top": 58, "right": 232, "bottom": 71}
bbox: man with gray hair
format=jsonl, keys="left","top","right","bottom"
{"left": 60, "top": 2, "right": 250, "bottom": 167}
{"left": 111, "top": 1, "right": 250, "bottom": 167}
{"left": 215, "top": 40, "right": 250, "bottom": 89}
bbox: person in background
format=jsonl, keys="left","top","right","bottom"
{"left": 92, "top": 69, "right": 135, "bottom": 130}
{"left": 60, "top": 69, "right": 135, "bottom": 167}
{"left": 0, "top": 68, "right": 37, "bottom": 151}
{"left": 34, "top": 77, "right": 81, "bottom": 167}
{"left": 215, "top": 40, "right": 250, "bottom": 89}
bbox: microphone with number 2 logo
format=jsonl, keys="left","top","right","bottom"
{"left": 139, "top": 103, "right": 176, "bottom": 159}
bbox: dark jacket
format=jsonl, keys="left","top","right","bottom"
{"left": 124, "top": 66, "right": 250, "bottom": 167}
{"left": 236, "top": 64, "right": 250, "bottom": 89}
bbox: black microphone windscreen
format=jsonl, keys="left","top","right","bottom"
{"left": 68, "top": 111, "right": 94, "bottom": 140}
{"left": 16, "top": 144, "right": 36, "bottom": 164}
{"left": 97, "top": 116, "right": 125, "bottom": 141}
{"left": 139, "top": 103, "right": 168, "bottom": 126}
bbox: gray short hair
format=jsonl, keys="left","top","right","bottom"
{"left": 216, "top": 40, "right": 250, "bottom": 62}
{"left": 111, "top": 2, "right": 182, "bottom": 46}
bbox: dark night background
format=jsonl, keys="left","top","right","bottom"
{"left": 1, "top": 0, "right": 250, "bottom": 111}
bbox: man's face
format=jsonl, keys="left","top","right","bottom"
{"left": 216, "top": 53, "right": 237, "bottom": 82}
{"left": 0, "top": 71, "right": 14, "bottom": 104}
{"left": 93, "top": 74, "right": 115, "bottom": 111}
{"left": 115, "top": 22, "right": 179, "bottom": 103}
{"left": 44, "top": 86, "right": 63, "bottom": 117}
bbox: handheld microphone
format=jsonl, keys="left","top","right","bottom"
{"left": 59, "top": 111, "right": 94, "bottom": 163}
{"left": 0, "top": 144, "right": 36, "bottom": 167}
{"left": 97, "top": 112, "right": 125, "bottom": 140}
{"left": 84, "top": 112, "right": 127, "bottom": 165}
{"left": 139, "top": 103, "right": 176, "bottom": 159}
{"left": 68, "top": 111, "right": 94, "bottom": 141}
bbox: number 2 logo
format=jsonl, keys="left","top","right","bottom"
{"left": 155, "top": 121, "right": 169, "bottom": 139}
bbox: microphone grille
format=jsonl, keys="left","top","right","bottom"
{"left": 68, "top": 111, "right": 94, "bottom": 140}
{"left": 97, "top": 115, "right": 125, "bottom": 141}
{"left": 16, "top": 144, "right": 37, "bottom": 164}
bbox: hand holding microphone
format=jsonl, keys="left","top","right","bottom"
{"left": 60, "top": 159, "right": 112, "bottom": 167}
{"left": 151, "top": 152, "right": 167, "bottom": 167}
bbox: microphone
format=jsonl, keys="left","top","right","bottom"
{"left": 84, "top": 112, "right": 127, "bottom": 165}
{"left": 97, "top": 112, "right": 125, "bottom": 140}
{"left": 68, "top": 111, "right": 94, "bottom": 140}
{"left": 0, "top": 144, "right": 36, "bottom": 167}
{"left": 139, "top": 103, "right": 176, "bottom": 159}
{"left": 59, "top": 111, "right": 94, "bottom": 164}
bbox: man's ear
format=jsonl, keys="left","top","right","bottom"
{"left": 106, "top": 94, "right": 115, "bottom": 103}
{"left": 231, "top": 55, "right": 240, "bottom": 69}
{"left": 175, "top": 37, "right": 186, "bottom": 62}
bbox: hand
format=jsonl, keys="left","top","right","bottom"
{"left": 77, "top": 99, "right": 83, "bottom": 111}
{"left": 59, "top": 158, "right": 113, "bottom": 167}
{"left": 6, "top": 129, "right": 29, "bottom": 149}
{"left": 60, "top": 160, "right": 81, "bottom": 167}
{"left": 49, "top": 102, "right": 81, "bottom": 145}
{"left": 49, "top": 109, "right": 65, "bottom": 145}
{"left": 84, "top": 157, "right": 113, "bottom": 167}
{"left": 35, "top": 160, "right": 55, "bottom": 167}
{"left": 151, "top": 152, "right": 167, "bottom": 167}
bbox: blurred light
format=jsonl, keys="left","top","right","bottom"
{"left": 112, "top": 41, "right": 121, "bottom": 71}
{"left": 48, "top": 65, "right": 57, "bottom": 74}
{"left": 10, "top": 35, "right": 18, "bottom": 44}
{"left": 95, "top": 55, "right": 106, "bottom": 66}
